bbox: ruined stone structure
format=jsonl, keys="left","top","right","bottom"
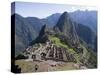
{"left": 23, "top": 41, "right": 75, "bottom": 62}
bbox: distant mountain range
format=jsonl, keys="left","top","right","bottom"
{"left": 11, "top": 10, "right": 97, "bottom": 56}
{"left": 42, "top": 10, "right": 97, "bottom": 33}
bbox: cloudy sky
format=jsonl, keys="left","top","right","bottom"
{"left": 13, "top": 2, "right": 97, "bottom": 18}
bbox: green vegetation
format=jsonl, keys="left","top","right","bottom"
{"left": 49, "top": 35, "right": 81, "bottom": 63}
{"left": 49, "top": 35, "right": 68, "bottom": 48}
{"left": 86, "top": 49, "right": 97, "bottom": 68}
{"left": 69, "top": 48, "right": 80, "bottom": 63}
{"left": 69, "top": 48, "right": 76, "bottom": 54}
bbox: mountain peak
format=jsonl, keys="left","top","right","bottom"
{"left": 61, "top": 11, "right": 70, "bottom": 19}
{"left": 54, "top": 11, "right": 80, "bottom": 46}
{"left": 39, "top": 24, "right": 47, "bottom": 36}
{"left": 31, "top": 24, "right": 50, "bottom": 44}
{"left": 54, "top": 11, "right": 72, "bottom": 33}
{"left": 62, "top": 11, "right": 69, "bottom": 16}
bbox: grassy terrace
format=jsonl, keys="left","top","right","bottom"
{"left": 49, "top": 35, "right": 80, "bottom": 63}
{"left": 49, "top": 35, "right": 68, "bottom": 48}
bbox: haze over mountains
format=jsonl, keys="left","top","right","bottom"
{"left": 42, "top": 10, "right": 97, "bottom": 33}
{"left": 11, "top": 10, "right": 97, "bottom": 56}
